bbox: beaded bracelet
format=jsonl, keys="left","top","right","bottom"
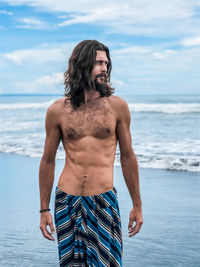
{"left": 40, "top": 208, "right": 51, "bottom": 213}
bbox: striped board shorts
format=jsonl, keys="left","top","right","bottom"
{"left": 54, "top": 186, "right": 123, "bottom": 267}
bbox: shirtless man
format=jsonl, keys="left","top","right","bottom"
{"left": 39, "top": 40, "right": 143, "bottom": 266}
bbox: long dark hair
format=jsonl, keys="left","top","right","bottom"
{"left": 64, "top": 40, "right": 114, "bottom": 109}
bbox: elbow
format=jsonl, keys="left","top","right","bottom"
{"left": 41, "top": 153, "right": 55, "bottom": 164}
{"left": 120, "top": 150, "right": 135, "bottom": 165}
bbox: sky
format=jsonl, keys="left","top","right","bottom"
{"left": 0, "top": 0, "right": 200, "bottom": 95}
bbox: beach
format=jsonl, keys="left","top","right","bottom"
{"left": 1, "top": 0, "right": 200, "bottom": 265}
{"left": 0, "top": 152, "right": 199, "bottom": 267}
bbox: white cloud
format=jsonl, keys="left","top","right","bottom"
{"left": 55, "top": 2, "right": 200, "bottom": 39}
{"left": 57, "top": 2, "right": 195, "bottom": 27}
{"left": 14, "top": 72, "right": 64, "bottom": 93}
{"left": 3, "top": 44, "right": 72, "bottom": 65}
{"left": 16, "top": 17, "right": 48, "bottom": 29}
{"left": 0, "top": 9, "right": 13, "bottom": 15}
{"left": 110, "top": 43, "right": 200, "bottom": 94}
{"left": 57, "top": 5, "right": 136, "bottom": 27}
{"left": 113, "top": 46, "right": 150, "bottom": 55}
{"left": 1, "top": 0, "right": 200, "bottom": 37}
{"left": 152, "top": 50, "right": 177, "bottom": 60}
{"left": 111, "top": 78, "right": 126, "bottom": 88}
{"left": 1, "top": 0, "right": 196, "bottom": 18}
{"left": 181, "top": 36, "right": 200, "bottom": 47}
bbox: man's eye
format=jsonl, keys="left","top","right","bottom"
{"left": 96, "top": 61, "right": 108, "bottom": 65}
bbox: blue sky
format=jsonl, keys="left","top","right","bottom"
{"left": 0, "top": 0, "right": 200, "bottom": 95}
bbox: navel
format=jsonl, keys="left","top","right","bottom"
{"left": 80, "top": 175, "right": 87, "bottom": 195}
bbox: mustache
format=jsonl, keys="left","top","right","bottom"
{"left": 96, "top": 73, "right": 107, "bottom": 79}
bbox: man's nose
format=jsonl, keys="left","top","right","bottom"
{"left": 101, "top": 63, "right": 107, "bottom": 72}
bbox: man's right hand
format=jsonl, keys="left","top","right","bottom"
{"left": 40, "top": 212, "right": 55, "bottom": 241}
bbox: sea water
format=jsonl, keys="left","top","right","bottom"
{"left": 0, "top": 93, "right": 200, "bottom": 172}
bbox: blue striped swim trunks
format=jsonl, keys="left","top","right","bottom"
{"left": 54, "top": 186, "right": 123, "bottom": 267}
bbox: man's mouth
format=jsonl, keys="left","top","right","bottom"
{"left": 96, "top": 73, "right": 107, "bottom": 81}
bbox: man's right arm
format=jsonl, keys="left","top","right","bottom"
{"left": 115, "top": 96, "right": 143, "bottom": 237}
{"left": 39, "top": 102, "right": 61, "bottom": 241}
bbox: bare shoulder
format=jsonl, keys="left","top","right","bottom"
{"left": 107, "top": 95, "right": 130, "bottom": 121}
{"left": 46, "top": 97, "right": 68, "bottom": 123}
{"left": 47, "top": 97, "right": 67, "bottom": 114}
{"left": 108, "top": 94, "right": 129, "bottom": 108}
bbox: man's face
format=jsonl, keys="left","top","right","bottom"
{"left": 91, "top": 50, "right": 109, "bottom": 83}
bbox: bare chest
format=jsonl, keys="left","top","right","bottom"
{"left": 61, "top": 100, "right": 116, "bottom": 140}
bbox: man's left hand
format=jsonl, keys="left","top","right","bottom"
{"left": 128, "top": 207, "right": 143, "bottom": 237}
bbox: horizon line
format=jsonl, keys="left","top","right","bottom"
{"left": 1, "top": 93, "right": 200, "bottom": 96}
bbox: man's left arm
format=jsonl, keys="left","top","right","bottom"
{"left": 116, "top": 98, "right": 143, "bottom": 237}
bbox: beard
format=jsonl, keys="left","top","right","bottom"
{"left": 94, "top": 73, "right": 108, "bottom": 92}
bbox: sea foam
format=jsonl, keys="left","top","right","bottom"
{"left": 0, "top": 100, "right": 54, "bottom": 110}
{"left": 128, "top": 103, "right": 200, "bottom": 113}
{"left": 0, "top": 101, "right": 200, "bottom": 114}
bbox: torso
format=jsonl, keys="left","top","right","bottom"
{"left": 56, "top": 94, "right": 119, "bottom": 196}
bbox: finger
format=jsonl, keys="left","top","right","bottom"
{"left": 129, "top": 228, "right": 139, "bottom": 237}
{"left": 46, "top": 229, "right": 55, "bottom": 241}
{"left": 128, "top": 225, "right": 136, "bottom": 232}
{"left": 40, "top": 226, "right": 55, "bottom": 241}
{"left": 128, "top": 215, "right": 135, "bottom": 231}
{"left": 44, "top": 229, "right": 55, "bottom": 241}
{"left": 49, "top": 221, "right": 55, "bottom": 235}
{"left": 128, "top": 223, "right": 142, "bottom": 237}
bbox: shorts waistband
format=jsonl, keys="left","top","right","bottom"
{"left": 55, "top": 185, "right": 117, "bottom": 198}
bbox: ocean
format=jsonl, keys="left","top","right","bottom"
{"left": 0, "top": 93, "right": 200, "bottom": 172}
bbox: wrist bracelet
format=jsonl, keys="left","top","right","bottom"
{"left": 40, "top": 208, "right": 51, "bottom": 213}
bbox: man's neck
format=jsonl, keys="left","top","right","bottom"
{"left": 84, "top": 90, "right": 101, "bottom": 104}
